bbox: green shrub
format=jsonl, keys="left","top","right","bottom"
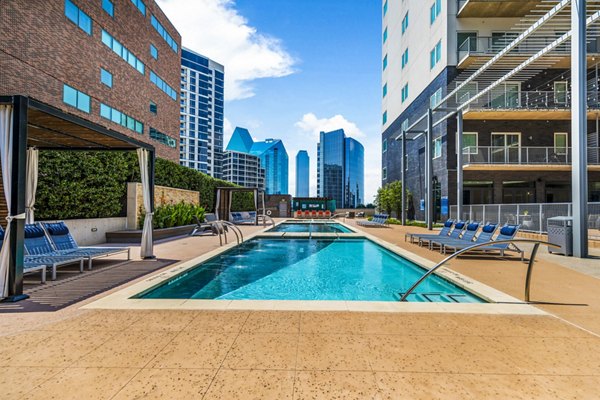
{"left": 36, "top": 151, "right": 254, "bottom": 220}
{"left": 139, "top": 202, "right": 205, "bottom": 229}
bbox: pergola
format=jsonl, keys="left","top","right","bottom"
{"left": 0, "top": 95, "right": 156, "bottom": 302}
{"left": 214, "top": 187, "right": 264, "bottom": 225}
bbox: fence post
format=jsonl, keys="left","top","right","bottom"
{"left": 539, "top": 203, "right": 543, "bottom": 234}
{"left": 498, "top": 205, "right": 501, "bottom": 224}
{"left": 483, "top": 206, "right": 486, "bottom": 224}
{"left": 517, "top": 204, "right": 520, "bottom": 225}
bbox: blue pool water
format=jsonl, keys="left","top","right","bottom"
{"left": 268, "top": 222, "right": 353, "bottom": 233}
{"left": 138, "top": 238, "right": 483, "bottom": 303}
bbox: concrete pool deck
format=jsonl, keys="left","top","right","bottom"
{"left": 1, "top": 220, "right": 600, "bottom": 399}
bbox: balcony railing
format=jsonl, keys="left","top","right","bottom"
{"left": 459, "top": 90, "right": 600, "bottom": 110}
{"left": 458, "top": 36, "right": 600, "bottom": 62}
{"left": 462, "top": 146, "right": 600, "bottom": 166}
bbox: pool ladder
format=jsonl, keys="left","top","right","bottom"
{"left": 213, "top": 220, "right": 244, "bottom": 246}
{"left": 398, "top": 239, "right": 560, "bottom": 303}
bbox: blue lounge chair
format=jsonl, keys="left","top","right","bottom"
{"left": 430, "top": 222, "right": 481, "bottom": 251}
{"left": 418, "top": 221, "right": 466, "bottom": 248}
{"left": 441, "top": 223, "right": 499, "bottom": 254}
{"left": 229, "top": 211, "right": 257, "bottom": 224}
{"left": 405, "top": 219, "right": 454, "bottom": 243}
{"left": 470, "top": 224, "right": 524, "bottom": 261}
{"left": 41, "top": 222, "right": 130, "bottom": 270}
{"left": 356, "top": 214, "right": 389, "bottom": 228}
{"left": 0, "top": 226, "right": 51, "bottom": 283}
{"left": 22, "top": 224, "right": 85, "bottom": 281}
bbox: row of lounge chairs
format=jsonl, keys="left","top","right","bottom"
{"left": 295, "top": 210, "right": 333, "bottom": 219}
{"left": 0, "top": 221, "right": 130, "bottom": 283}
{"left": 356, "top": 214, "right": 389, "bottom": 228}
{"left": 405, "top": 219, "right": 524, "bottom": 260}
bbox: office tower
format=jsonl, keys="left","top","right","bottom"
{"left": 295, "top": 150, "right": 310, "bottom": 197}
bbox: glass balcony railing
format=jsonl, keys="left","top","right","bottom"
{"left": 462, "top": 146, "right": 600, "bottom": 166}
{"left": 460, "top": 90, "right": 600, "bottom": 110}
{"left": 458, "top": 36, "right": 600, "bottom": 62}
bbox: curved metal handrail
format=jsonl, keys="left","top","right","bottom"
{"left": 258, "top": 214, "right": 275, "bottom": 226}
{"left": 399, "top": 239, "right": 560, "bottom": 303}
{"left": 328, "top": 213, "right": 345, "bottom": 220}
{"left": 218, "top": 220, "right": 244, "bottom": 243}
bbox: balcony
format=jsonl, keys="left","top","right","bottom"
{"left": 457, "top": 36, "right": 600, "bottom": 69}
{"left": 462, "top": 146, "right": 600, "bottom": 170}
{"left": 461, "top": 90, "right": 600, "bottom": 120}
{"left": 457, "top": 0, "right": 543, "bottom": 18}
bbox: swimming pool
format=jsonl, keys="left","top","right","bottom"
{"left": 137, "top": 238, "right": 483, "bottom": 303}
{"left": 267, "top": 222, "right": 354, "bottom": 233}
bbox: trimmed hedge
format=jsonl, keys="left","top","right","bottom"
{"left": 36, "top": 151, "right": 252, "bottom": 220}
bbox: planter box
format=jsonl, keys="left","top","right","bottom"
{"left": 106, "top": 224, "right": 196, "bottom": 244}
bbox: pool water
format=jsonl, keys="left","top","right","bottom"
{"left": 268, "top": 222, "right": 354, "bottom": 233}
{"left": 138, "top": 238, "right": 483, "bottom": 303}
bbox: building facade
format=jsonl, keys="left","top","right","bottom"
{"left": 317, "top": 129, "right": 364, "bottom": 208}
{"left": 226, "top": 127, "right": 289, "bottom": 194}
{"left": 381, "top": 0, "right": 600, "bottom": 221}
{"left": 295, "top": 150, "right": 310, "bottom": 197}
{"left": 222, "top": 151, "right": 265, "bottom": 190}
{"left": 179, "top": 48, "right": 224, "bottom": 178}
{"left": 0, "top": 0, "right": 182, "bottom": 160}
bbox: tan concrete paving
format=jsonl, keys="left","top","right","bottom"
{"left": 1, "top": 220, "right": 600, "bottom": 398}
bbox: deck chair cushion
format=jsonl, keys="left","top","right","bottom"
{"left": 44, "top": 222, "right": 70, "bottom": 236}
{"left": 482, "top": 224, "right": 496, "bottom": 233}
{"left": 500, "top": 226, "right": 517, "bottom": 236}
{"left": 24, "top": 225, "right": 46, "bottom": 238}
{"left": 443, "top": 220, "right": 453, "bottom": 228}
{"left": 467, "top": 223, "right": 479, "bottom": 231}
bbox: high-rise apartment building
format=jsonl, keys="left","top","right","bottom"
{"left": 179, "top": 48, "right": 224, "bottom": 178}
{"left": 1, "top": 0, "right": 182, "bottom": 160}
{"left": 295, "top": 150, "right": 310, "bottom": 197}
{"left": 222, "top": 151, "right": 265, "bottom": 190}
{"left": 317, "top": 129, "right": 364, "bottom": 208}
{"left": 381, "top": 0, "right": 600, "bottom": 221}
{"left": 226, "top": 127, "right": 289, "bottom": 194}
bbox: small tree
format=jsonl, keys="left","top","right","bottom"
{"left": 375, "top": 181, "right": 411, "bottom": 218}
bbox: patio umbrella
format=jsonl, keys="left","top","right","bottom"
{"left": 137, "top": 148, "right": 154, "bottom": 259}
{"left": 25, "top": 147, "right": 38, "bottom": 224}
{"left": 0, "top": 105, "right": 26, "bottom": 298}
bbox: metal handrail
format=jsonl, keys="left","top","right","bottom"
{"left": 328, "top": 213, "right": 345, "bottom": 220}
{"left": 258, "top": 214, "right": 275, "bottom": 226}
{"left": 218, "top": 220, "right": 244, "bottom": 243}
{"left": 399, "top": 239, "right": 560, "bottom": 303}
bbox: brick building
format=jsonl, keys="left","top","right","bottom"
{"left": 0, "top": 0, "right": 181, "bottom": 160}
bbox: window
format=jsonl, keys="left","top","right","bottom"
{"left": 554, "top": 133, "right": 568, "bottom": 155}
{"left": 383, "top": 27, "right": 388, "bottom": 44}
{"left": 430, "top": 87, "right": 442, "bottom": 108}
{"left": 455, "top": 81, "right": 478, "bottom": 104}
{"left": 457, "top": 32, "right": 477, "bottom": 53}
{"left": 433, "top": 137, "right": 442, "bottom": 159}
{"left": 383, "top": 0, "right": 388, "bottom": 16}
{"left": 150, "top": 44, "right": 158, "bottom": 60}
{"left": 401, "top": 84, "right": 409, "bottom": 103}
{"left": 62, "top": 84, "right": 90, "bottom": 113}
{"left": 383, "top": 138, "right": 388, "bottom": 153}
{"left": 100, "top": 103, "right": 144, "bottom": 134}
{"left": 430, "top": 40, "right": 441, "bottom": 69}
{"left": 383, "top": 167, "right": 387, "bottom": 180}
{"left": 401, "top": 48, "right": 409, "bottom": 69}
{"left": 383, "top": 83, "right": 387, "bottom": 98}
{"left": 383, "top": 54, "right": 388, "bottom": 71}
{"left": 554, "top": 81, "right": 568, "bottom": 104}
{"left": 462, "top": 132, "right": 478, "bottom": 154}
{"left": 382, "top": 111, "right": 387, "bottom": 125}
{"left": 430, "top": 0, "right": 441, "bottom": 24}
{"left": 101, "top": 30, "right": 145, "bottom": 75}
{"left": 151, "top": 15, "right": 178, "bottom": 53}
{"left": 100, "top": 68, "right": 112, "bottom": 87}
{"left": 102, "top": 0, "right": 114, "bottom": 16}
{"left": 150, "top": 70, "right": 177, "bottom": 100}
{"left": 130, "top": 0, "right": 146, "bottom": 15}
{"left": 402, "top": 12, "right": 409, "bottom": 34}
{"left": 65, "top": 0, "right": 92, "bottom": 35}
{"left": 150, "top": 101, "right": 157, "bottom": 114}
{"left": 150, "top": 127, "right": 177, "bottom": 147}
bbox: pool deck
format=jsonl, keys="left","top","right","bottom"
{"left": 1, "top": 220, "right": 600, "bottom": 399}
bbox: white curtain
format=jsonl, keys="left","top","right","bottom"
{"left": 137, "top": 148, "right": 154, "bottom": 259}
{"left": 0, "top": 105, "right": 25, "bottom": 298}
{"left": 215, "top": 189, "right": 221, "bottom": 220}
{"left": 25, "top": 147, "right": 38, "bottom": 224}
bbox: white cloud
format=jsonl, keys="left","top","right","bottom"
{"left": 223, "top": 117, "right": 234, "bottom": 147}
{"left": 291, "top": 113, "right": 380, "bottom": 204}
{"left": 157, "top": 0, "right": 296, "bottom": 100}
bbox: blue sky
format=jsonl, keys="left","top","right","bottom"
{"left": 158, "top": 0, "right": 382, "bottom": 202}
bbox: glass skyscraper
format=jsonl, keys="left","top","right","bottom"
{"left": 226, "top": 127, "right": 289, "bottom": 194}
{"left": 179, "top": 48, "right": 224, "bottom": 178}
{"left": 317, "top": 129, "right": 364, "bottom": 208}
{"left": 295, "top": 150, "right": 310, "bottom": 197}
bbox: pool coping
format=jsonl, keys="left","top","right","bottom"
{"left": 83, "top": 220, "right": 545, "bottom": 315}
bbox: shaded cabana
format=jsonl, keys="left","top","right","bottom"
{"left": 0, "top": 96, "right": 156, "bottom": 302}
{"left": 214, "top": 187, "right": 264, "bottom": 225}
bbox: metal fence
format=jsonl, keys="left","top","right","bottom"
{"left": 449, "top": 202, "right": 600, "bottom": 233}
{"left": 462, "top": 146, "right": 600, "bottom": 166}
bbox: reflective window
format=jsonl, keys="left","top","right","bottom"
{"left": 150, "top": 70, "right": 177, "bottom": 100}
{"left": 150, "top": 101, "right": 157, "bottom": 114}
{"left": 401, "top": 84, "right": 409, "bottom": 103}
{"left": 100, "top": 68, "right": 112, "bottom": 88}
{"left": 151, "top": 15, "right": 178, "bottom": 53}
{"left": 102, "top": 0, "right": 114, "bottom": 17}
{"left": 430, "top": 87, "right": 442, "bottom": 108}
{"left": 101, "top": 30, "right": 145, "bottom": 75}
{"left": 63, "top": 84, "right": 90, "bottom": 113}
{"left": 383, "top": 27, "right": 388, "bottom": 44}
{"left": 401, "top": 48, "right": 409, "bottom": 69}
{"left": 150, "top": 127, "right": 177, "bottom": 147}
{"left": 383, "top": 54, "right": 388, "bottom": 71}
{"left": 402, "top": 12, "right": 409, "bottom": 34}
{"left": 382, "top": 111, "right": 387, "bottom": 125}
{"left": 99, "top": 103, "right": 143, "bottom": 134}
{"left": 65, "top": 0, "right": 92, "bottom": 35}
{"left": 150, "top": 44, "right": 158, "bottom": 60}
{"left": 383, "top": 83, "right": 387, "bottom": 98}
{"left": 433, "top": 137, "right": 442, "bottom": 159}
{"left": 130, "top": 0, "right": 146, "bottom": 15}
{"left": 430, "top": 40, "right": 442, "bottom": 69}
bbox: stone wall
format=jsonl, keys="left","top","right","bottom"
{"left": 127, "top": 182, "right": 200, "bottom": 229}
